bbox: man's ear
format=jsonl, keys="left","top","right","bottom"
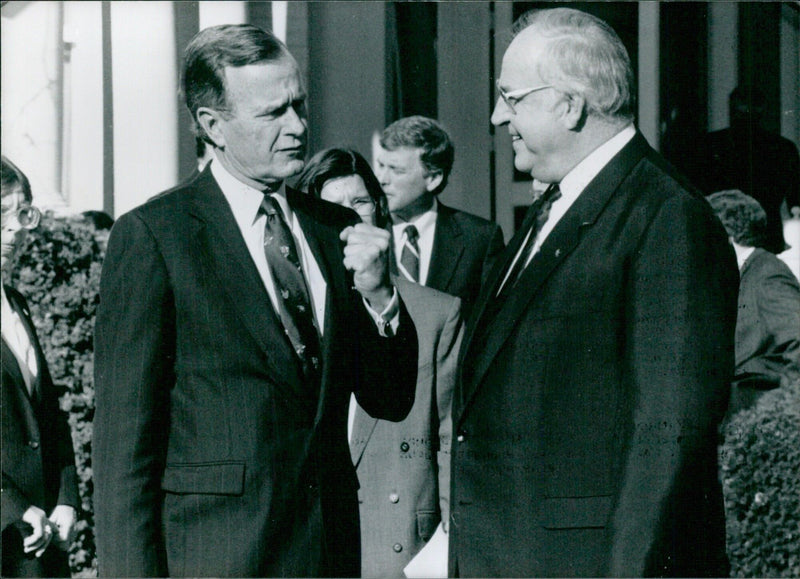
{"left": 425, "top": 171, "right": 444, "bottom": 193}
{"left": 561, "top": 93, "right": 586, "bottom": 131}
{"left": 196, "top": 107, "right": 226, "bottom": 149}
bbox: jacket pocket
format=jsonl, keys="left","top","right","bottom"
{"left": 540, "top": 495, "right": 612, "bottom": 529}
{"left": 416, "top": 510, "right": 439, "bottom": 541}
{"left": 161, "top": 461, "right": 245, "bottom": 496}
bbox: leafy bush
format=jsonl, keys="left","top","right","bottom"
{"left": 720, "top": 377, "right": 800, "bottom": 578}
{"left": 7, "top": 211, "right": 107, "bottom": 577}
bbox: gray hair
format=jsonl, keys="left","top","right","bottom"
{"left": 512, "top": 8, "right": 635, "bottom": 122}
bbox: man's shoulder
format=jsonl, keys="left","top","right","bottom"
{"left": 747, "top": 249, "right": 800, "bottom": 283}
{"left": 437, "top": 203, "right": 501, "bottom": 238}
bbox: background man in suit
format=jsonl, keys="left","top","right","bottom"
{"left": 449, "top": 8, "right": 738, "bottom": 577}
{"left": 376, "top": 116, "right": 504, "bottom": 319}
{"left": 297, "top": 147, "right": 462, "bottom": 577}
{"left": 696, "top": 86, "right": 800, "bottom": 255}
{"left": 92, "top": 25, "right": 418, "bottom": 578}
{"left": 708, "top": 189, "right": 800, "bottom": 414}
{"left": 2, "top": 156, "right": 78, "bottom": 577}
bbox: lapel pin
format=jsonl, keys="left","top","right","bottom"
{"left": 555, "top": 248, "right": 562, "bottom": 257}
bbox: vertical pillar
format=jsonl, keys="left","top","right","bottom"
{"left": 708, "top": 2, "right": 738, "bottom": 131}
{"left": 110, "top": 1, "right": 178, "bottom": 216}
{"left": 637, "top": 2, "right": 659, "bottom": 149}
{"left": 780, "top": 3, "right": 799, "bottom": 145}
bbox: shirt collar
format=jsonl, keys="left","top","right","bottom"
{"left": 393, "top": 198, "right": 438, "bottom": 238}
{"left": 558, "top": 125, "right": 636, "bottom": 199}
{"left": 210, "top": 156, "right": 290, "bottom": 225}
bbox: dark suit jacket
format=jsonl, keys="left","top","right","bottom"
{"left": 1, "top": 286, "right": 78, "bottom": 577}
{"left": 426, "top": 203, "right": 504, "bottom": 321}
{"left": 351, "top": 278, "right": 462, "bottom": 577}
{"left": 449, "top": 133, "right": 738, "bottom": 577}
{"left": 92, "top": 169, "right": 418, "bottom": 578}
{"left": 730, "top": 248, "right": 800, "bottom": 412}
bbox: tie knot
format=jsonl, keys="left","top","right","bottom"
{"left": 536, "top": 183, "right": 561, "bottom": 204}
{"left": 404, "top": 224, "right": 419, "bottom": 244}
{"left": 261, "top": 195, "right": 283, "bottom": 219}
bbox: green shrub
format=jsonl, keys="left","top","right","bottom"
{"left": 720, "top": 378, "right": 800, "bottom": 578}
{"left": 8, "top": 211, "right": 106, "bottom": 577}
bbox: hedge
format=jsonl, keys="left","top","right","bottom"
{"left": 719, "top": 377, "right": 800, "bottom": 578}
{"left": 7, "top": 212, "right": 800, "bottom": 578}
{"left": 7, "top": 211, "right": 104, "bottom": 577}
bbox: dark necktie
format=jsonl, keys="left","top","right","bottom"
{"left": 500, "top": 183, "right": 562, "bottom": 295}
{"left": 399, "top": 224, "right": 420, "bottom": 283}
{"left": 261, "top": 195, "right": 322, "bottom": 383}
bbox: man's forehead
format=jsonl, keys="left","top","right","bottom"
{"left": 500, "top": 29, "right": 545, "bottom": 85}
{"left": 378, "top": 146, "right": 423, "bottom": 163}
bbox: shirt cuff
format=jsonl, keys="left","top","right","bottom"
{"left": 362, "top": 287, "right": 400, "bottom": 337}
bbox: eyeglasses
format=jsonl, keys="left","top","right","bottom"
{"left": 2, "top": 204, "right": 41, "bottom": 230}
{"left": 496, "top": 80, "right": 553, "bottom": 114}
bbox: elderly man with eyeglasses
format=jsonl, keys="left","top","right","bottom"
{"left": 448, "top": 8, "right": 738, "bottom": 577}
{"left": 2, "top": 155, "right": 79, "bottom": 578}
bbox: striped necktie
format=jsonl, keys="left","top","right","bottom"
{"left": 399, "top": 224, "right": 420, "bottom": 283}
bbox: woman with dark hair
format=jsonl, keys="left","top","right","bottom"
{"left": 1, "top": 156, "right": 79, "bottom": 577}
{"left": 296, "top": 148, "right": 461, "bottom": 577}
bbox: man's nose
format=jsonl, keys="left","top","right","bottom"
{"left": 491, "top": 98, "right": 510, "bottom": 127}
{"left": 284, "top": 106, "right": 307, "bottom": 136}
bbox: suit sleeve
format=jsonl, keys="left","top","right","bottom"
{"left": 737, "top": 267, "right": 800, "bottom": 386}
{"left": 352, "top": 292, "right": 418, "bottom": 423}
{"left": 609, "top": 195, "right": 737, "bottom": 577}
{"left": 93, "top": 212, "right": 174, "bottom": 577}
{"left": 435, "top": 297, "right": 463, "bottom": 527}
{"left": 481, "top": 224, "right": 506, "bottom": 286}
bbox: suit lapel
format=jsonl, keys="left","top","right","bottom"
{"left": 188, "top": 171, "right": 296, "bottom": 377}
{"left": 426, "top": 204, "right": 464, "bottom": 292}
{"left": 458, "top": 133, "right": 651, "bottom": 421}
{"left": 5, "top": 289, "right": 47, "bottom": 404}
{"left": 349, "top": 407, "right": 378, "bottom": 468}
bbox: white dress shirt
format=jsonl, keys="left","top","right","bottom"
{"left": 392, "top": 199, "right": 438, "bottom": 286}
{"left": 211, "top": 158, "right": 398, "bottom": 336}
{"left": 498, "top": 125, "right": 636, "bottom": 293}
{"left": 1, "top": 286, "right": 38, "bottom": 396}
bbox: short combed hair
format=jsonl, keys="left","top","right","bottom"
{"left": 1, "top": 155, "right": 33, "bottom": 203}
{"left": 511, "top": 8, "right": 635, "bottom": 122}
{"left": 181, "top": 24, "right": 288, "bottom": 143}
{"left": 379, "top": 116, "right": 454, "bottom": 195}
{"left": 295, "top": 148, "right": 391, "bottom": 230}
{"left": 707, "top": 190, "right": 768, "bottom": 248}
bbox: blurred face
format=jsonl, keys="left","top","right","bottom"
{"left": 375, "top": 146, "right": 438, "bottom": 223}
{"left": 207, "top": 57, "right": 307, "bottom": 189}
{"left": 1, "top": 188, "right": 32, "bottom": 274}
{"left": 491, "top": 30, "right": 568, "bottom": 183}
{"left": 320, "top": 175, "right": 376, "bottom": 226}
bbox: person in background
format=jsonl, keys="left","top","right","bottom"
{"left": 696, "top": 86, "right": 800, "bottom": 255}
{"left": 708, "top": 189, "right": 800, "bottom": 414}
{"left": 376, "top": 116, "right": 505, "bottom": 319}
{"left": 1, "top": 155, "right": 79, "bottom": 578}
{"left": 92, "top": 25, "right": 418, "bottom": 577}
{"left": 449, "top": 8, "right": 738, "bottom": 577}
{"left": 297, "top": 148, "right": 462, "bottom": 578}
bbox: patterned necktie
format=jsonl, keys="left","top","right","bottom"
{"left": 501, "top": 182, "right": 562, "bottom": 294}
{"left": 261, "top": 195, "right": 321, "bottom": 383}
{"left": 399, "top": 224, "right": 420, "bottom": 283}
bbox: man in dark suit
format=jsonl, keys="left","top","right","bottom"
{"left": 708, "top": 189, "right": 800, "bottom": 414}
{"left": 2, "top": 155, "right": 78, "bottom": 577}
{"left": 92, "top": 25, "right": 418, "bottom": 578}
{"left": 449, "top": 8, "right": 738, "bottom": 577}
{"left": 376, "top": 116, "right": 504, "bottom": 319}
{"left": 696, "top": 86, "right": 800, "bottom": 255}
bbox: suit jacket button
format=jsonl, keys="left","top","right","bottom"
{"left": 400, "top": 442, "right": 410, "bottom": 452}
{"left": 389, "top": 492, "right": 400, "bottom": 503}
{"left": 393, "top": 543, "right": 403, "bottom": 553}
{"left": 457, "top": 434, "right": 465, "bottom": 442}
{"left": 28, "top": 440, "right": 40, "bottom": 449}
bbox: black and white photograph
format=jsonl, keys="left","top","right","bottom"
{"left": 2, "top": 2, "right": 799, "bottom": 577}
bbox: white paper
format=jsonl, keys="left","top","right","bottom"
{"left": 403, "top": 522, "right": 448, "bottom": 578}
